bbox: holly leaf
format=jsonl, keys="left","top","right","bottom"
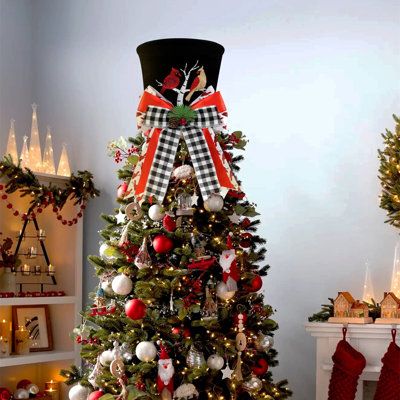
{"left": 244, "top": 206, "right": 260, "bottom": 217}
{"left": 234, "top": 205, "right": 246, "bottom": 215}
{"left": 232, "top": 131, "right": 243, "bottom": 138}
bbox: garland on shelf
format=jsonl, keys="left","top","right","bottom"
{"left": 378, "top": 114, "right": 400, "bottom": 228}
{"left": 0, "top": 155, "right": 99, "bottom": 225}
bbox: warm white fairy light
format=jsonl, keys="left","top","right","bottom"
{"left": 42, "top": 126, "right": 56, "bottom": 174}
{"left": 5, "top": 119, "right": 18, "bottom": 162}
{"left": 29, "top": 103, "right": 43, "bottom": 172}
{"left": 57, "top": 143, "right": 71, "bottom": 176}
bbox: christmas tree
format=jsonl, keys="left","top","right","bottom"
{"left": 63, "top": 39, "right": 291, "bottom": 400}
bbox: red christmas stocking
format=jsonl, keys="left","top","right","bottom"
{"left": 328, "top": 327, "right": 366, "bottom": 400}
{"left": 374, "top": 329, "right": 400, "bottom": 400}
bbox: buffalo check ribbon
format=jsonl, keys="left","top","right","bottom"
{"left": 128, "top": 87, "right": 239, "bottom": 203}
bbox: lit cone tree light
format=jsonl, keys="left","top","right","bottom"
{"left": 362, "top": 261, "right": 375, "bottom": 304}
{"left": 29, "top": 103, "right": 43, "bottom": 172}
{"left": 20, "top": 135, "right": 30, "bottom": 170}
{"left": 62, "top": 39, "right": 291, "bottom": 400}
{"left": 5, "top": 119, "right": 18, "bottom": 163}
{"left": 57, "top": 143, "right": 71, "bottom": 176}
{"left": 391, "top": 241, "right": 400, "bottom": 297}
{"left": 42, "top": 126, "right": 56, "bottom": 175}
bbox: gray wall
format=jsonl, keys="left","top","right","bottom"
{"left": 2, "top": 1, "right": 400, "bottom": 398}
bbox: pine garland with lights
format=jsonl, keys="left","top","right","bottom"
{"left": 65, "top": 125, "right": 291, "bottom": 399}
{"left": 378, "top": 114, "right": 400, "bottom": 227}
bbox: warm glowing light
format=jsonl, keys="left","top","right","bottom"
{"left": 391, "top": 241, "right": 400, "bottom": 297}
{"left": 42, "top": 126, "right": 56, "bottom": 174}
{"left": 362, "top": 261, "right": 375, "bottom": 304}
{"left": 20, "top": 136, "right": 30, "bottom": 169}
{"left": 5, "top": 119, "right": 18, "bottom": 162}
{"left": 57, "top": 143, "right": 71, "bottom": 176}
{"left": 29, "top": 103, "right": 43, "bottom": 172}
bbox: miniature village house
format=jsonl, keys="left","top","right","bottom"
{"left": 380, "top": 292, "right": 400, "bottom": 319}
{"left": 329, "top": 291, "right": 373, "bottom": 324}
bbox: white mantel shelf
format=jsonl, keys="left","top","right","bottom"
{"left": 305, "top": 322, "right": 400, "bottom": 400}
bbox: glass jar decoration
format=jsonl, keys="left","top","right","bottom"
{"left": 176, "top": 189, "right": 194, "bottom": 216}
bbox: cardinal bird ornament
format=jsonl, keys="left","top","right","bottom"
{"left": 185, "top": 66, "right": 207, "bottom": 102}
{"left": 160, "top": 67, "right": 181, "bottom": 94}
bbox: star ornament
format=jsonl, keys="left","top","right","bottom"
{"left": 115, "top": 209, "right": 127, "bottom": 224}
{"left": 221, "top": 363, "right": 234, "bottom": 380}
{"left": 191, "top": 193, "right": 199, "bottom": 206}
{"left": 228, "top": 212, "right": 241, "bottom": 224}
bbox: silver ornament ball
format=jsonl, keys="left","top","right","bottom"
{"left": 216, "top": 281, "right": 235, "bottom": 301}
{"left": 204, "top": 194, "right": 224, "bottom": 212}
{"left": 186, "top": 345, "right": 206, "bottom": 368}
{"left": 255, "top": 332, "right": 274, "bottom": 352}
{"left": 26, "top": 384, "right": 39, "bottom": 395}
{"left": 135, "top": 341, "right": 157, "bottom": 362}
{"left": 206, "top": 354, "right": 224, "bottom": 370}
{"left": 14, "top": 389, "right": 29, "bottom": 400}
{"left": 243, "top": 376, "right": 263, "bottom": 393}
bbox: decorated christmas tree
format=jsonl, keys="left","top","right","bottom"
{"left": 63, "top": 39, "right": 291, "bottom": 400}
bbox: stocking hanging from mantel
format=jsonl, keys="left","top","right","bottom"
{"left": 328, "top": 327, "right": 366, "bottom": 400}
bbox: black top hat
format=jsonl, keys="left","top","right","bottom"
{"left": 136, "top": 38, "right": 224, "bottom": 104}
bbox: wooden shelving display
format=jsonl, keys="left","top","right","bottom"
{"left": 0, "top": 173, "right": 82, "bottom": 398}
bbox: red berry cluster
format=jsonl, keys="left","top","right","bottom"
{"left": 76, "top": 335, "right": 100, "bottom": 345}
{"left": 89, "top": 303, "right": 117, "bottom": 316}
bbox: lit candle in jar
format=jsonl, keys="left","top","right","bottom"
{"left": 47, "top": 264, "right": 55, "bottom": 276}
{"left": 22, "top": 264, "right": 31, "bottom": 276}
{"left": 38, "top": 229, "right": 46, "bottom": 239}
{"left": 15, "top": 325, "right": 30, "bottom": 355}
{"left": 34, "top": 265, "right": 41, "bottom": 275}
{"left": 44, "top": 381, "right": 59, "bottom": 400}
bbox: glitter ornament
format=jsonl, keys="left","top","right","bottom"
{"left": 255, "top": 332, "right": 274, "bottom": 352}
{"left": 148, "top": 204, "right": 165, "bottom": 221}
{"left": 173, "top": 164, "right": 194, "bottom": 180}
{"left": 135, "top": 341, "right": 157, "bottom": 362}
{"left": 186, "top": 345, "right": 206, "bottom": 368}
{"left": 216, "top": 281, "right": 235, "bottom": 301}
{"left": 242, "top": 375, "right": 263, "bottom": 394}
{"left": 207, "top": 354, "right": 224, "bottom": 370}
{"left": 111, "top": 274, "right": 132, "bottom": 296}
{"left": 26, "top": 384, "right": 39, "bottom": 395}
{"left": 204, "top": 194, "right": 224, "bottom": 212}
{"left": 173, "top": 383, "right": 199, "bottom": 399}
{"left": 68, "top": 385, "right": 90, "bottom": 400}
{"left": 134, "top": 237, "right": 152, "bottom": 269}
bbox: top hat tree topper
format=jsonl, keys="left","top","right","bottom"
{"left": 136, "top": 38, "right": 224, "bottom": 105}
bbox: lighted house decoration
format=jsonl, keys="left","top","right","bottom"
{"left": 375, "top": 292, "right": 400, "bottom": 324}
{"left": 328, "top": 291, "right": 373, "bottom": 324}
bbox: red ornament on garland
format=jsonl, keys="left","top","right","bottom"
{"left": 240, "top": 232, "right": 253, "bottom": 248}
{"left": 252, "top": 358, "right": 269, "bottom": 375}
{"left": 125, "top": 298, "right": 147, "bottom": 320}
{"left": 162, "top": 215, "right": 176, "bottom": 232}
{"left": 0, "top": 388, "right": 11, "bottom": 400}
{"left": 152, "top": 235, "right": 173, "bottom": 253}
{"left": 117, "top": 182, "right": 128, "bottom": 198}
{"left": 88, "top": 391, "right": 104, "bottom": 400}
{"left": 16, "top": 381, "right": 31, "bottom": 389}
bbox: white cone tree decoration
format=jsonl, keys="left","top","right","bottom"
{"left": 391, "top": 241, "right": 400, "bottom": 297}
{"left": 362, "top": 261, "right": 375, "bottom": 304}
{"left": 20, "top": 136, "right": 30, "bottom": 170}
{"left": 29, "top": 103, "right": 42, "bottom": 172}
{"left": 42, "top": 126, "right": 56, "bottom": 174}
{"left": 5, "top": 119, "right": 18, "bottom": 162}
{"left": 57, "top": 143, "right": 71, "bottom": 176}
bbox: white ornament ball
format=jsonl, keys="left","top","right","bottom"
{"left": 111, "top": 274, "right": 132, "bottom": 296}
{"left": 14, "top": 389, "right": 29, "bottom": 400}
{"left": 99, "top": 349, "right": 115, "bottom": 366}
{"left": 148, "top": 204, "right": 165, "bottom": 221}
{"left": 204, "top": 194, "right": 224, "bottom": 212}
{"left": 216, "top": 281, "right": 235, "bottom": 301}
{"left": 207, "top": 354, "right": 224, "bottom": 370}
{"left": 135, "top": 341, "right": 157, "bottom": 362}
{"left": 68, "top": 384, "right": 90, "bottom": 400}
{"left": 173, "top": 165, "right": 194, "bottom": 180}
{"left": 101, "top": 279, "right": 113, "bottom": 295}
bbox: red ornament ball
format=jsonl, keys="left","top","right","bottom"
{"left": 88, "top": 391, "right": 104, "bottom": 400}
{"left": 0, "top": 388, "right": 12, "bottom": 400}
{"left": 152, "top": 234, "right": 173, "bottom": 253}
{"left": 125, "top": 298, "right": 147, "bottom": 320}
{"left": 162, "top": 215, "right": 176, "bottom": 232}
{"left": 16, "top": 381, "right": 31, "bottom": 389}
{"left": 252, "top": 358, "right": 269, "bottom": 375}
{"left": 248, "top": 275, "right": 263, "bottom": 292}
{"left": 171, "top": 327, "right": 180, "bottom": 335}
{"left": 117, "top": 182, "right": 128, "bottom": 198}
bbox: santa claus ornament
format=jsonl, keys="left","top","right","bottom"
{"left": 219, "top": 234, "right": 240, "bottom": 292}
{"left": 157, "top": 343, "right": 175, "bottom": 400}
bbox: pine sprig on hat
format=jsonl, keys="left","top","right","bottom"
{"left": 168, "top": 105, "right": 197, "bottom": 128}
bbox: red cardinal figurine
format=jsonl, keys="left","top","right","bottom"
{"left": 185, "top": 66, "right": 207, "bottom": 101}
{"left": 160, "top": 67, "right": 181, "bottom": 94}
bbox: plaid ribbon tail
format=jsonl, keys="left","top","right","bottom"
{"left": 183, "top": 126, "right": 220, "bottom": 200}
{"left": 143, "top": 128, "right": 180, "bottom": 202}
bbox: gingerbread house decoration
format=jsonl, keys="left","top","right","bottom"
{"left": 328, "top": 291, "right": 373, "bottom": 324}
{"left": 375, "top": 292, "right": 400, "bottom": 324}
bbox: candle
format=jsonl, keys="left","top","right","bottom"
{"left": 22, "top": 264, "right": 31, "bottom": 276}
{"left": 34, "top": 265, "right": 41, "bottom": 275}
{"left": 15, "top": 325, "right": 30, "bottom": 355}
{"left": 44, "top": 381, "right": 59, "bottom": 400}
{"left": 39, "top": 229, "right": 46, "bottom": 239}
{"left": 47, "top": 264, "right": 55, "bottom": 276}
{"left": 0, "top": 335, "right": 10, "bottom": 357}
{"left": 0, "top": 319, "right": 9, "bottom": 337}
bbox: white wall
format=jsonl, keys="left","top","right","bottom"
{"left": 2, "top": 1, "right": 400, "bottom": 398}
{"left": 0, "top": 0, "right": 33, "bottom": 156}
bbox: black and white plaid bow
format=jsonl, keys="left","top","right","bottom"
{"left": 142, "top": 105, "right": 221, "bottom": 202}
